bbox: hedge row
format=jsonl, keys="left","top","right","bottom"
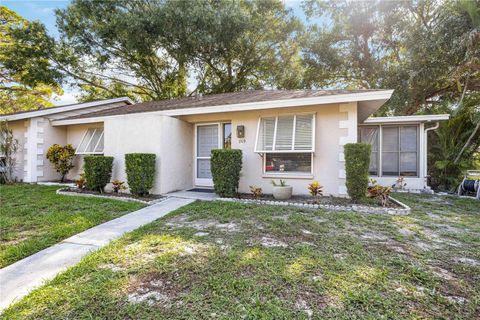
{"left": 83, "top": 153, "right": 156, "bottom": 196}
{"left": 84, "top": 156, "right": 114, "bottom": 192}
{"left": 211, "top": 149, "right": 242, "bottom": 197}
{"left": 344, "top": 143, "right": 371, "bottom": 202}
{"left": 125, "top": 153, "right": 156, "bottom": 196}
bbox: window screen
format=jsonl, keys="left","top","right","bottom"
{"left": 381, "top": 126, "right": 418, "bottom": 176}
{"left": 359, "top": 126, "right": 379, "bottom": 175}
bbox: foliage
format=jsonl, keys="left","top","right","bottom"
{"left": 211, "top": 149, "right": 242, "bottom": 197}
{"left": 344, "top": 143, "right": 371, "bottom": 202}
{"left": 249, "top": 185, "right": 263, "bottom": 199}
{"left": 46, "top": 144, "right": 75, "bottom": 182}
{"left": 75, "top": 173, "right": 86, "bottom": 189}
{"left": 428, "top": 94, "right": 480, "bottom": 191}
{"left": 0, "top": 184, "right": 143, "bottom": 268}
{"left": 367, "top": 179, "right": 392, "bottom": 207}
{"left": 302, "top": 0, "right": 480, "bottom": 116}
{"left": 0, "top": 121, "right": 20, "bottom": 183}
{"left": 125, "top": 153, "right": 156, "bottom": 196}
{"left": 111, "top": 180, "right": 126, "bottom": 193}
{"left": 307, "top": 180, "right": 323, "bottom": 198}
{"left": 83, "top": 156, "right": 113, "bottom": 192}
{"left": 271, "top": 179, "right": 288, "bottom": 187}
{"left": 0, "top": 6, "right": 62, "bottom": 114}
{"left": 1, "top": 0, "right": 303, "bottom": 103}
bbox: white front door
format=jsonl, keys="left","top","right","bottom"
{"left": 195, "top": 123, "right": 221, "bottom": 187}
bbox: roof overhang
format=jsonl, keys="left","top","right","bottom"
{"left": 51, "top": 90, "right": 394, "bottom": 126}
{"left": 0, "top": 97, "right": 133, "bottom": 122}
{"left": 362, "top": 114, "right": 450, "bottom": 125}
{"left": 162, "top": 90, "right": 394, "bottom": 116}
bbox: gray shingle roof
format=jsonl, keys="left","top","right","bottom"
{"left": 61, "top": 89, "right": 386, "bottom": 120}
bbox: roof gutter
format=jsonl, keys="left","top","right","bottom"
{"left": 423, "top": 122, "right": 440, "bottom": 180}
{"left": 363, "top": 114, "right": 450, "bottom": 124}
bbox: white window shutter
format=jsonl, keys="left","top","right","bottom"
{"left": 255, "top": 114, "right": 314, "bottom": 152}
{"left": 294, "top": 114, "right": 313, "bottom": 151}
{"left": 275, "top": 116, "right": 294, "bottom": 150}
{"left": 256, "top": 117, "right": 275, "bottom": 151}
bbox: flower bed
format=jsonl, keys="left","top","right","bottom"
{"left": 220, "top": 193, "right": 410, "bottom": 215}
{"left": 57, "top": 187, "right": 165, "bottom": 205}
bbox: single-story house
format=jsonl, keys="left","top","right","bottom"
{"left": 0, "top": 90, "right": 449, "bottom": 196}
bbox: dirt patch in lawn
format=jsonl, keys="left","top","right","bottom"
{"left": 165, "top": 214, "right": 240, "bottom": 233}
{"left": 127, "top": 273, "right": 186, "bottom": 307}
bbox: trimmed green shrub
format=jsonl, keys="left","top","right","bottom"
{"left": 84, "top": 156, "right": 114, "bottom": 192}
{"left": 344, "top": 143, "right": 371, "bottom": 202}
{"left": 211, "top": 149, "right": 242, "bottom": 197}
{"left": 125, "top": 153, "right": 156, "bottom": 196}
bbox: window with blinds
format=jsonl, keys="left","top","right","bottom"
{"left": 76, "top": 128, "right": 104, "bottom": 154}
{"left": 255, "top": 114, "right": 315, "bottom": 152}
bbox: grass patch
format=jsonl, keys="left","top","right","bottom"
{"left": 2, "top": 193, "right": 479, "bottom": 319}
{"left": 0, "top": 184, "right": 144, "bottom": 267}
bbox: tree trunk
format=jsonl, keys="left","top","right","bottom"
{"left": 454, "top": 120, "right": 480, "bottom": 164}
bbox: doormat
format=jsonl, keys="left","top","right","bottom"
{"left": 187, "top": 188, "right": 215, "bottom": 193}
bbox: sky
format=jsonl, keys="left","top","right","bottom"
{"left": 2, "top": 0, "right": 309, "bottom": 105}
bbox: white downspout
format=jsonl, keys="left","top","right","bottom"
{"left": 423, "top": 122, "right": 440, "bottom": 188}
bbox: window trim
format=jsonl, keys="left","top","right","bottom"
{"left": 262, "top": 152, "right": 314, "bottom": 177}
{"left": 359, "top": 124, "right": 420, "bottom": 178}
{"left": 75, "top": 128, "right": 105, "bottom": 155}
{"left": 254, "top": 112, "right": 316, "bottom": 153}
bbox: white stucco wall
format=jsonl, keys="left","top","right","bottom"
{"left": 102, "top": 114, "right": 193, "bottom": 194}
{"left": 4, "top": 120, "right": 26, "bottom": 182}
{"left": 180, "top": 103, "right": 352, "bottom": 196}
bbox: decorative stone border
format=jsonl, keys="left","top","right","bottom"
{"left": 56, "top": 188, "right": 166, "bottom": 205}
{"left": 218, "top": 196, "right": 411, "bottom": 215}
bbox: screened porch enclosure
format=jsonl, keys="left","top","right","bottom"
{"left": 359, "top": 125, "right": 419, "bottom": 177}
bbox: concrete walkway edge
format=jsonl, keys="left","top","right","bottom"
{"left": 0, "top": 197, "right": 194, "bottom": 311}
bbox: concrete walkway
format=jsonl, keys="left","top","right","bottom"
{"left": 166, "top": 190, "right": 219, "bottom": 201}
{"left": 0, "top": 197, "right": 194, "bottom": 311}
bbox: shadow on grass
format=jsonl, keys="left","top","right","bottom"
{"left": 3, "top": 198, "right": 480, "bottom": 319}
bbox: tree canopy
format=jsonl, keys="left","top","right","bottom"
{"left": 48, "top": 0, "right": 303, "bottom": 101}
{"left": 0, "top": 6, "right": 62, "bottom": 114}
{"left": 302, "top": 0, "right": 480, "bottom": 115}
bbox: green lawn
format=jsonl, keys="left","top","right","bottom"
{"left": 2, "top": 193, "right": 479, "bottom": 319}
{"left": 0, "top": 184, "right": 144, "bottom": 268}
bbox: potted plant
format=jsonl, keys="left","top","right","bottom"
{"left": 271, "top": 179, "right": 292, "bottom": 200}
